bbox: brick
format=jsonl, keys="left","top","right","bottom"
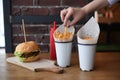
{"left": 49, "top": 7, "right": 63, "bottom": 15}
{"left": 61, "top": 0, "right": 87, "bottom": 7}
{"left": 21, "top": 7, "right": 49, "bottom": 15}
{"left": 25, "top": 26, "right": 48, "bottom": 34}
{"left": 13, "top": 36, "right": 36, "bottom": 43}
{"left": 36, "top": 35, "right": 50, "bottom": 43}
{"left": 11, "top": 0, "right": 33, "bottom": 6}
{"left": 37, "top": 0, "right": 60, "bottom": 6}
{"left": 12, "top": 25, "right": 49, "bottom": 34}
{"left": 12, "top": 25, "right": 22, "bottom": 34}
{"left": 39, "top": 44, "right": 49, "bottom": 52}
{"left": 12, "top": 7, "right": 21, "bottom": 15}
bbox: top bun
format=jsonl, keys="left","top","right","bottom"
{"left": 15, "top": 41, "right": 40, "bottom": 54}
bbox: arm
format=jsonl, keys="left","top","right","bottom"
{"left": 60, "top": 0, "right": 111, "bottom": 26}
{"left": 82, "top": 0, "right": 109, "bottom": 16}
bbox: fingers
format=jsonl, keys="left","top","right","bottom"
{"left": 60, "top": 7, "right": 74, "bottom": 26}
{"left": 60, "top": 7, "right": 81, "bottom": 27}
{"left": 69, "top": 18, "right": 79, "bottom": 26}
{"left": 70, "top": 8, "right": 85, "bottom": 26}
{"left": 60, "top": 9, "right": 67, "bottom": 22}
{"left": 63, "top": 8, "right": 73, "bottom": 26}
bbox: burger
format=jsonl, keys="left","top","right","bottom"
{"left": 14, "top": 41, "right": 40, "bottom": 62}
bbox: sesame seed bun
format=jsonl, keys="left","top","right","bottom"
{"left": 15, "top": 41, "right": 40, "bottom": 54}
{"left": 14, "top": 41, "right": 40, "bottom": 62}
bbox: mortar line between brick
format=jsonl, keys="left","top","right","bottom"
{"left": 13, "top": 6, "right": 69, "bottom": 8}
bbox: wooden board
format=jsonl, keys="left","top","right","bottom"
{"left": 6, "top": 57, "right": 64, "bottom": 74}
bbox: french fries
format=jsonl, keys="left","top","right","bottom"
{"left": 54, "top": 27, "right": 73, "bottom": 41}
{"left": 81, "top": 36, "right": 92, "bottom": 40}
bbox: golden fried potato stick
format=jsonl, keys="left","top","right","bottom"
{"left": 82, "top": 36, "right": 92, "bottom": 40}
{"left": 54, "top": 26, "right": 73, "bottom": 41}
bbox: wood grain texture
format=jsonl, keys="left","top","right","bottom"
{"left": 0, "top": 52, "right": 120, "bottom": 80}
{"left": 6, "top": 57, "right": 63, "bottom": 73}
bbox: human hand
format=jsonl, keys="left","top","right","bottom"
{"left": 60, "top": 7, "right": 86, "bottom": 27}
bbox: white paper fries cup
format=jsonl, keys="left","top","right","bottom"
{"left": 78, "top": 44, "right": 96, "bottom": 71}
{"left": 55, "top": 41, "right": 72, "bottom": 67}
{"left": 53, "top": 24, "right": 75, "bottom": 42}
{"left": 53, "top": 23, "right": 75, "bottom": 67}
{"left": 77, "top": 17, "right": 100, "bottom": 71}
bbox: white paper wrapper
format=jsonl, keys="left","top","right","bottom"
{"left": 77, "top": 17, "right": 100, "bottom": 44}
{"left": 53, "top": 24, "right": 75, "bottom": 42}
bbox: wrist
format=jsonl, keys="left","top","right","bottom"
{"left": 81, "top": 6, "right": 89, "bottom": 16}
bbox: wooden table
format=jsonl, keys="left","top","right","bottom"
{"left": 0, "top": 52, "right": 120, "bottom": 80}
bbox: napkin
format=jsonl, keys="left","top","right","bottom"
{"left": 77, "top": 17, "right": 100, "bottom": 44}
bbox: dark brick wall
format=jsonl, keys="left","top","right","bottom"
{"left": 10, "top": 0, "right": 120, "bottom": 52}
{"left": 11, "top": 0, "right": 120, "bottom": 52}
{"left": 11, "top": 0, "right": 88, "bottom": 16}
{"left": 11, "top": 0, "right": 88, "bottom": 52}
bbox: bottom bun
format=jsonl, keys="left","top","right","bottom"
{"left": 23, "top": 54, "right": 40, "bottom": 62}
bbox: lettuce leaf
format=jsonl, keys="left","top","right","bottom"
{"left": 16, "top": 56, "right": 25, "bottom": 62}
{"left": 14, "top": 51, "right": 22, "bottom": 57}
